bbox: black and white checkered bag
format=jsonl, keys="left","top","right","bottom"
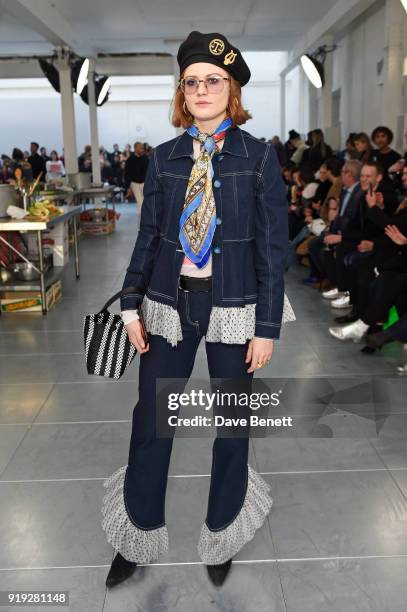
{"left": 83, "top": 287, "right": 138, "bottom": 379}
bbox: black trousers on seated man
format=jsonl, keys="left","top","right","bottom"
{"left": 308, "top": 235, "right": 336, "bottom": 282}
{"left": 363, "top": 272, "right": 407, "bottom": 326}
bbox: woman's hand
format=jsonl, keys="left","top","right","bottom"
{"left": 365, "top": 189, "right": 377, "bottom": 208}
{"left": 245, "top": 338, "right": 274, "bottom": 373}
{"left": 358, "top": 239, "right": 374, "bottom": 252}
{"left": 384, "top": 224, "right": 407, "bottom": 245}
{"left": 324, "top": 233, "right": 342, "bottom": 245}
{"left": 125, "top": 320, "right": 150, "bottom": 353}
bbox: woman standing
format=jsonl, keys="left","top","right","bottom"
{"left": 102, "top": 30, "right": 294, "bottom": 589}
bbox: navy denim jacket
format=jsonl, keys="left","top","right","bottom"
{"left": 120, "top": 126, "right": 289, "bottom": 339}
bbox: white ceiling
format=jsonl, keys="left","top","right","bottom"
{"left": 0, "top": 0, "right": 339, "bottom": 56}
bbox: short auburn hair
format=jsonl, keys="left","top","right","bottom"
{"left": 171, "top": 71, "right": 252, "bottom": 129}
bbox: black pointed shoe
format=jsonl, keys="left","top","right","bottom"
{"left": 206, "top": 558, "right": 232, "bottom": 586}
{"left": 105, "top": 552, "right": 138, "bottom": 588}
{"left": 366, "top": 328, "right": 394, "bottom": 350}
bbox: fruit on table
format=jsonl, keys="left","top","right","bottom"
{"left": 26, "top": 201, "right": 63, "bottom": 220}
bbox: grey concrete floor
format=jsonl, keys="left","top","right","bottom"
{"left": 1, "top": 203, "right": 407, "bottom": 611}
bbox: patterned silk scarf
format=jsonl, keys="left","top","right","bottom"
{"left": 179, "top": 116, "right": 233, "bottom": 268}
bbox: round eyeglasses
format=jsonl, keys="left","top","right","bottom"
{"left": 179, "top": 76, "right": 231, "bottom": 95}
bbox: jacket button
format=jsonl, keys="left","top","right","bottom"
{"left": 216, "top": 217, "right": 222, "bottom": 225}
{"left": 213, "top": 179, "right": 221, "bottom": 188}
{"left": 213, "top": 246, "right": 221, "bottom": 254}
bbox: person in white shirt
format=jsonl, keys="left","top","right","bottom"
{"left": 45, "top": 150, "right": 65, "bottom": 181}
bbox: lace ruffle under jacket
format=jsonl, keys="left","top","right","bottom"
{"left": 140, "top": 293, "right": 296, "bottom": 347}
{"left": 101, "top": 464, "right": 272, "bottom": 565}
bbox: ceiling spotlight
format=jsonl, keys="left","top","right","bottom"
{"left": 38, "top": 57, "right": 60, "bottom": 92}
{"left": 97, "top": 77, "right": 111, "bottom": 105}
{"left": 300, "top": 54, "right": 324, "bottom": 88}
{"left": 80, "top": 75, "right": 111, "bottom": 107}
{"left": 300, "top": 45, "right": 337, "bottom": 89}
{"left": 72, "top": 57, "right": 89, "bottom": 94}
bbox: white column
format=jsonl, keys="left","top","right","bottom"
{"left": 382, "top": 0, "right": 404, "bottom": 137}
{"left": 57, "top": 46, "right": 78, "bottom": 174}
{"left": 298, "top": 64, "right": 309, "bottom": 136}
{"left": 280, "top": 73, "right": 286, "bottom": 140}
{"left": 308, "top": 80, "right": 317, "bottom": 130}
{"left": 87, "top": 59, "right": 101, "bottom": 184}
{"left": 320, "top": 35, "right": 333, "bottom": 131}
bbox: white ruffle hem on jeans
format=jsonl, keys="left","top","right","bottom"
{"left": 101, "top": 463, "right": 272, "bottom": 565}
{"left": 101, "top": 466, "right": 169, "bottom": 564}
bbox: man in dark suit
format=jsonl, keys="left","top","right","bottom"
{"left": 309, "top": 160, "right": 364, "bottom": 292}
{"left": 28, "top": 142, "right": 46, "bottom": 179}
{"left": 328, "top": 161, "right": 399, "bottom": 322}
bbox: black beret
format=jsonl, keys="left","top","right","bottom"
{"left": 177, "top": 31, "right": 251, "bottom": 87}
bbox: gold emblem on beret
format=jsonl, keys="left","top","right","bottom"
{"left": 224, "top": 50, "right": 237, "bottom": 65}
{"left": 209, "top": 39, "right": 225, "bottom": 55}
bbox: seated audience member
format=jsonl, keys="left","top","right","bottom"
{"left": 307, "top": 160, "right": 363, "bottom": 287}
{"left": 327, "top": 161, "right": 400, "bottom": 314}
{"left": 354, "top": 132, "right": 374, "bottom": 164}
{"left": 301, "top": 129, "right": 333, "bottom": 172}
{"left": 329, "top": 166, "right": 407, "bottom": 340}
{"left": 285, "top": 168, "right": 320, "bottom": 269}
{"left": 319, "top": 157, "right": 344, "bottom": 222}
{"left": 303, "top": 197, "right": 340, "bottom": 285}
{"left": 310, "top": 163, "right": 332, "bottom": 219}
{"left": 287, "top": 168, "right": 304, "bottom": 239}
{"left": 371, "top": 126, "right": 401, "bottom": 179}
{"left": 329, "top": 224, "right": 407, "bottom": 343}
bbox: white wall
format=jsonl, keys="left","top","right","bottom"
{"left": 0, "top": 76, "right": 176, "bottom": 155}
{"left": 331, "top": 1, "right": 386, "bottom": 144}
{"left": 241, "top": 51, "right": 287, "bottom": 139}
{"left": 284, "top": 65, "right": 310, "bottom": 139}
{"left": 0, "top": 51, "right": 289, "bottom": 157}
{"left": 281, "top": 0, "right": 407, "bottom": 150}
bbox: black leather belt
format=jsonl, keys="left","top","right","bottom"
{"left": 179, "top": 275, "right": 212, "bottom": 292}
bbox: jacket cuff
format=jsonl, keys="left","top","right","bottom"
{"left": 254, "top": 322, "right": 281, "bottom": 340}
{"left": 120, "top": 292, "right": 144, "bottom": 311}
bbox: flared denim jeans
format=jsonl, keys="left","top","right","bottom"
{"left": 101, "top": 287, "right": 273, "bottom": 565}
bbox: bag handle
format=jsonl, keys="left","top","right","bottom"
{"left": 98, "top": 286, "right": 142, "bottom": 314}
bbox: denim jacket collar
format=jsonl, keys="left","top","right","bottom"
{"left": 167, "top": 125, "right": 249, "bottom": 160}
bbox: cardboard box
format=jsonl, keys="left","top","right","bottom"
{"left": 80, "top": 208, "right": 116, "bottom": 236}
{"left": 0, "top": 279, "right": 62, "bottom": 313}
{"left": 81, "top": 220, "right": 115, "bottom": 235}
